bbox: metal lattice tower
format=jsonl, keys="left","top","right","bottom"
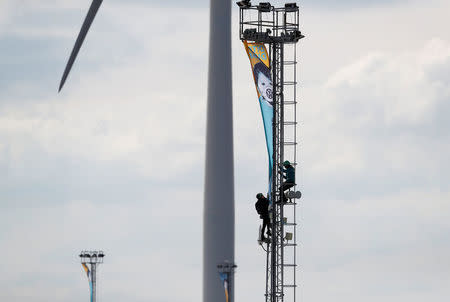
{"left": 80, "top": 250, "right": 105, "bottom": 302}
{"left": 238, "top": 2, "right": 303, "bottom": 302}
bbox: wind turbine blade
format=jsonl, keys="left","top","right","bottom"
{"left": 59, "top": 0, "right": 104, "bottom": 92}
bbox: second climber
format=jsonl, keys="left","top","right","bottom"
{"left": 279, "top": 160, "right": 295, "bottom": 203}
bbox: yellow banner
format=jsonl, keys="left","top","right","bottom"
{"left": 82, "top": 263, "right": 90, "bottom": 279}
{"left": 244, "top": 41, "right": 270, "bottom": 67}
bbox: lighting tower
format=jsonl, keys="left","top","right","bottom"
{"left": 79, "top": 250, "right": 105, "bottom": 302}
{"left": 238, "top": 2, "right": 304, "bottom": 302}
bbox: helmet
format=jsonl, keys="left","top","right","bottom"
{"left": 256, "top": 193, "right": 264, "bottom": 199}
{"left": 283, "top": 160, "right": 291, "bottom": 166}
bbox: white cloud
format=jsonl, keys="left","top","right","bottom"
{"left": 0, "top": 0, "right": 13, "bottom": 34}
{"left": 1, "top": 1, "right": 450, "bottom": 302}
{"left": 300, "top": 38, "right": 450, "bottom": 191}
{"left": 0, "top": 4, "right": 208, "bottom": 180}
{"left": 326, "top": 38, "right": 450, "bottom": 125}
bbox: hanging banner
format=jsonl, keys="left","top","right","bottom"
{"left": 243, "top": 41, "right": 273, "bottom": 198}
{"left": 82, "top": 263, "right": 94, "bottom": 302}
{"left": 82, "top": 263, "right": 91, "bottom": 279}
{"left": 219, "top": 272, "right": 229, "bottom": 302}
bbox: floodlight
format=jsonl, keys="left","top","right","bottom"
{"left": 236, "top": 0, "right": 251, "bottom": 8}
{"left": 285, "top": 232, "right": 293, "bottom": 241}
{"left": 243, "top": 28, "right": 257, "bottom": 40}
{"left": 294, "top": 30, "right": 304, "bottom": 40}
{"left": 257, "top": 2, "right": 271, "bottom": 12}
{"left": 285, "top": 3, "right": 298, "bottom": 11}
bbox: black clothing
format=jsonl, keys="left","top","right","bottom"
{"left": 261, "top": 215, "right": 270, "bottom": 239}
{"left": 280, "top": 182, "right": 295, "bottom": 191}
{"left": 279, "top": 164, "right": 296, "bottom": 203}
{"left": 255, "top": 196, "right": 269, "bottom": 217}
{"left": 281, "top": 165, "right": 295, "bottom": 183}
{"left": 255, "top": 196, "right": 271, "bottom": 239}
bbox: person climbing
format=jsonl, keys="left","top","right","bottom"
{"left": 279, "top": 160, "right": 295, "bottom": 203}
{"left": 255, "top": 193, "right": 271, "bottom": 241}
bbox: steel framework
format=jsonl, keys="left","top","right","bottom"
{"left": 80, "top": 250, "right": 105, "bottom": 302}
{"left": 238, "top": 2, "right": 303, "bottom": 302}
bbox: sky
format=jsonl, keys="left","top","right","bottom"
{"left": 1, "top": 0, "right": 449, "bottom": 301}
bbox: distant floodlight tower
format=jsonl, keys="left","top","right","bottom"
{"left": 79, "top": 250, "right": 105, "bottom": 302}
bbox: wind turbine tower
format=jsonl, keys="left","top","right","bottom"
{"left": 203, "top": 0, "right": 236, "bottom": 302}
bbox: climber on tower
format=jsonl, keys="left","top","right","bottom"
{"left": 255, "top": 193, "right": 271, "bottom": 241}
{"left": 279, "top": 160, "right": 295, "bottom": 203}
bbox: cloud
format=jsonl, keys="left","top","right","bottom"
{"left": 326, "top": 39, "right": 450, "bottom": 126}
{"left": 306, "top": 0, "right": 415, "bottom": 9}
{"left": 301, "top": 189, "right": 450, "bottom": 302}
{"left": 300, "top": 38, "right": 450, "bottom": 200}
{"left": 0, "top": 4, "right": 208, "bottom": 176}
{"left": 1, "top": 1, "right": 450, "bottom": 302}
{"left": 0, "top": 1, "right": 11, "bottom": 25}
